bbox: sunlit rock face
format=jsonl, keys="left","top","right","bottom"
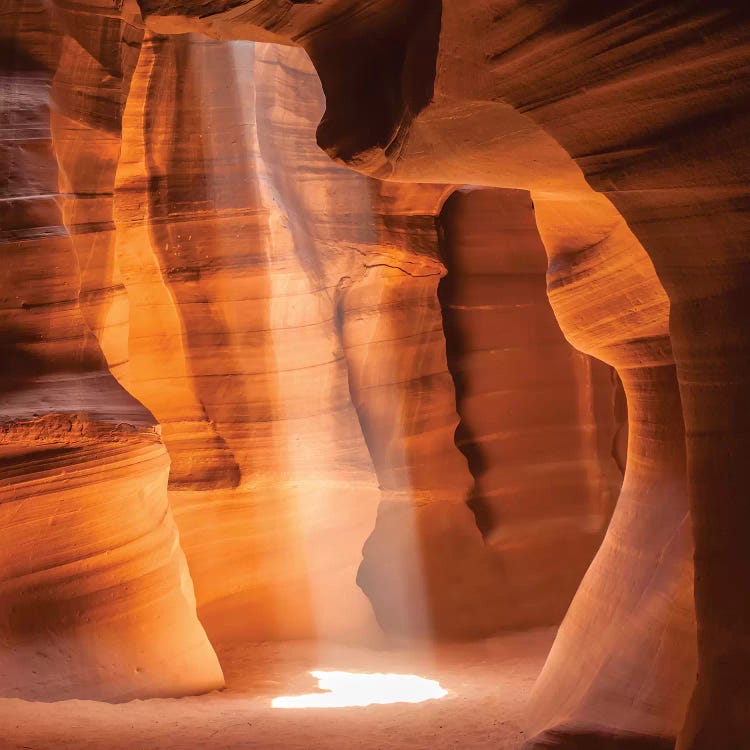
{"left": 2, "top": 0, "right": 627, "bottom": 703}
{"left": 3, "top": 2, "right": 748, "bottom": 748}
{"left": 353, "top": 185, "right": 623, "bottom": 639}
{"left": 111, "top": 33, "right": 621, "bottom": 643}
{"left": 527, "top": 192, "right": 696, "bottom": 746}
{"left": 114, "top": 34, "right": 383, "bottom": 642}
{"left": 132, "top": 2, "right": 750, "bottom": 747}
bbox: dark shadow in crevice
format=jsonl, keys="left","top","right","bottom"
{"left": 435, "top": 200, "right": 492, "bottom": 536}
{"left": 312, "top": 0, "right": 442, "bottom": 170}
{"left": 523, "top": 726, "right": 675, "bottom": 750}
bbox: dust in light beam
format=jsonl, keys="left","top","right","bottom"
{"left": 272, "top": 671, "right": 448, "bottom": 708}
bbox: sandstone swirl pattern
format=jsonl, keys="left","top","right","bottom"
{"left": 136, "top": 2, "right": 750, "bottom": 748}
{"left": 3, "top": 0, "right": 620, "bottom": 699}
{"left": 0, "top": 0, "right": 222, "bottom": 700}
{"left": 4, "top": 5, "right": 744, "bottom": 750}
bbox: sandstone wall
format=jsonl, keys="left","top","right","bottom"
{"left": 1, "top": 4, "right": 711, "bottom": 737}
{"left": 0, "top": 0, "right": 222, "bottom": 700}
{"left": 134, "top": 2, "right": 750, "bottom": 745}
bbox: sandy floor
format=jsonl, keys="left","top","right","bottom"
{"left": 0, "top": 628, "right": 555, "bottom": 750}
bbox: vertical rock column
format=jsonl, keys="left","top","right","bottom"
{"left": 114, "top": 31, "right": 242, "bottom": 492}
{"left": 439, "top": 6, "right": 750, "bottom": 741}
{"left": 346, "top": 182, "right": 621, "bottom": 640}
{"left": 611, "top": 188, "right": 750, "bottom": 750}
{"left": 341, "top": 250, "right": 477, "bottom": 639}
{"left": 116, "top": 36, "right": 383, "bottom": 643}
{"left": 48, "top": 0, "right": 142, "bottom": 380}
{"left": 524, "top": 192, "right": 695, "bottom": 746}
{"left": 0, "top": 0, "right": 222, "bottom": 700}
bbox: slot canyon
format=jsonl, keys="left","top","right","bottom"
{"left": 0, "top": 1, "right": 747, "bottom": 749}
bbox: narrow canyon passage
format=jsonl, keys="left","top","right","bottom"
{"left": 437, "top": 187, "right": 621, "bottom": 613}
{"left": 1, "top": 2, "right": 749, "bottom": 749}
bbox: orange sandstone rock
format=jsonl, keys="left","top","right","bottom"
{"left": 135, "top": 2, "right": 749, "bottom": 745}
{"left": 0, "top": 0, "right": 222, "bottom": 700}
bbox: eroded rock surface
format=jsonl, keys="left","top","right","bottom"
{"left": 0, "top": 0, "right": 222, "bottom": 700}
{"left": 3, "top": 0, "right": 622, "bottom": 694}
{"left": 3, "top": 4, "right": 747, "bottom": 748}
{"left": 112, "top": 35, "right": 621, "bottom": 643}
{"left": 131, "top": 2, "right": 750, "bottom": 745}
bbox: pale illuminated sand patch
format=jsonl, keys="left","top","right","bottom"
{"left": 272, "top": 670, "right": 448, "bottom": 708}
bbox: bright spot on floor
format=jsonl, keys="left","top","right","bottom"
{"left": 272, "top": 670, "right": 448, "bottom": 708}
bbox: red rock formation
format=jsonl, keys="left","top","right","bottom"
{"left": 349, "top": 183, "right": 622, "bottom": 639}
{"left": 0, "top": 0, "right": 222, "bottom": 700}
{"left": 109, "top": 35, "right": 621, "bottom": 644}
{"left": 48, "top": 0, "right": 141, "bottom": 379}
{"left": 438, "top": 187, "right": 621, "bottom": 608}
{"left": 2, "top": 1, "right": 626, "bottom": 684}
{"left": 259, "top": 45, "right": 624, "bottom": 640}
{"left": 113, "top": 33, "right": 380, "bottom": 642}
{"left": 526, "top": 192, "right": 695, "bottom": 747}
{"left": 134, "top": 2, "right": 750, "bottom": 746}
{"left": 4, "top": 4, "right": 748, "bottom": 748}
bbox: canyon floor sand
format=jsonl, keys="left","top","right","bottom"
{"left": 0, "top": 628, "right": 554, "bottom": 750}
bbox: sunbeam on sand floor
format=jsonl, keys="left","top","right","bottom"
{"left": 272, "top": 671, "right": 448, "bottom": 708}
{"left": 0, "top": 629, "right": 554, "bottom": 750}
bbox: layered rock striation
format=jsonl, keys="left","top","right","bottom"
{"left": 112, "top": 34, "right": 621, "bottom": 643}
{"left": 135, "top": 2, "right": 750, "bottom": 746}
{"left": 0, "top": 0, "right": 222, "bottom": 700}
{"left": 3, "top": 5, "right": 745, "bottom": 749}
{"left": 2, "top": 0, "right": 626, "bottom": 700}
{"left": 438, "top": 187, "right": 621, "bottom": 617}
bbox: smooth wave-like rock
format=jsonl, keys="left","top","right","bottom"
{"left": 113, "top": 31, "right": 382, "bottom": 642}
{"left": 3, "top": 0, "right": 627, "bottom": 683}
{"left": 111, "top": 34, "right": 621, "bottom": 643}
{"left": 135, "top": 2, "right": 750, "bottom": 746}
{"left": 0, "top": 403, "right": 224, "bottom": 701}
{"left": 258, "top": 44, "right": 623, "bottom": 641}
{"left": 525, "top": 191, "right": 695, "bottom": 746}
{"left": 0, "top": 0, "right": 222, "bottom": 700}
{"left": 438, "top": 187, "right": 621, "bottom": 612}
{"left": 4, "top": 3, "right": 748, "bottom": 747}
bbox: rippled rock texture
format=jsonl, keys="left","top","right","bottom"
{"left": 0, "top": 0, "right": 223, "bottom": 700}
{"left": 2, "top": 0, "right": 619, "bottom": 687}
{"left": 4, "top": 2, "right": 749, "bottom": 749}
{"left": 132, "top": 2, "right": 750, "bottom": 746}
{"left": 113, "top": 33, "right": 621, "bottom": 644}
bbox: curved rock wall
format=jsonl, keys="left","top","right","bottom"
{"left": 111, "top": 35, "right": 621, "bottom": 643}
{"left": 413, "top": 13, "right": 750, "bottom": 748}
{"left": 130, "top": 2, "right": 750, "bottom": 744}
{"left": 525, "top": 192, "right": 696, "bottom": 746}
{"left": 1, "top": 4, "right": 728, "bottom": 741}
{"left": 113, "top": 33, "right": 381, "bottom": 642}
{"left": 437, "top": 187, "right": 621, "bottom": 617}
{"left": 0, "top": 414, "right": 224, "bottom": 701}
{"left": 0, "top": 0, "right": 222, "bottom": 700}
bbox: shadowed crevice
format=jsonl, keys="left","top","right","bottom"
{"left": 435, "top": 198, "right": 492, "bottom": 536}
{"left": 312, "top": 0, "right": 442, "bottom": 170}
{"left": 522, "top": 725, "right": 675, "bottom": 750}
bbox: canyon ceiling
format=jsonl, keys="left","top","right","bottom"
{"left": 1, "top": 1, "right": 748, "bottom": 749}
